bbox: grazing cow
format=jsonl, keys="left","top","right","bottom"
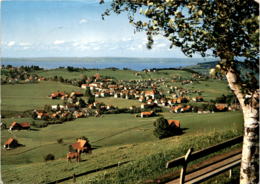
{"left": 67, "top": 152, "right": 81, "bottom": 162}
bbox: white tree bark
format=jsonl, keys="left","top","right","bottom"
{"left": 226, "top": 69, "right": 259, "bottom": 184}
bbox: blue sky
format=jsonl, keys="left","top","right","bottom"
{"left": 1, "top": 0, "right": 199, "bottom": 58}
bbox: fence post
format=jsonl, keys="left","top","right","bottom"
{"left": 180, "top": 148, "right": 193, "bottom": 184}
{"left": 73, "top": 173, "right": 76, "bottom": 183}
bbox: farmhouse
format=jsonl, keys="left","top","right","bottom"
{"left": 9, "top": 122, "right": 30, "bottom": 131}
{"left": 168, "top": 120, "right": 181, "bottom": 128}
{"left": 81, "top": 84, "right": 88, "bottom": 89}
{"left": 171, "top": 105, "right": 183, "bottom": 113}
{"left": 3, "top": 138, "right": 20, "bottom": 149}
{"left": 144, "top": 90, "right": 160, "bottom": 99}
{"left": 36, "top": 112, "right": 49, "bottom": 119}
{"left": 71, "top": 139, "right": 91, "bottom": 153}
{"left": 51, "top": 105, "right": 66, "bottom": 111}
{"left": 70, "top": 92, "right": 83, "bottom": 97}
{"left": 181, "top": 105, "right": 191, "bottom": 112}
{"left": 176, "top": 97, "right": 189, "bottom": 104}
{"left": 50, "top": 92, "right": 65, "bottom": 99}
{"left": 192, "top": 96, "right": 204, "bottom": 102}
{"left": 215, "top": 103, "right": 228, "bottom": 111}
{"left": 140, "top": 111, "right": 155, "bottom": 118}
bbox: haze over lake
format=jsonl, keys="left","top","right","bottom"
{"left": 1, "top": 57, "right": 214, "bottom": 70}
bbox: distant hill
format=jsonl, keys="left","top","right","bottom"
{"left": 196, "top": 61, "right": 219, "bottom": 69}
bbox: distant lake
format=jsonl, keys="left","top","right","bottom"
{"left": 1, "top": 57, "right": 215, "bottom": 70}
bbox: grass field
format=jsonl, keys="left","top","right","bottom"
{"left": 33, "top": 68, "right": 194, "bottom": 80}
{"left": 1, "top": 81, "right": 83, "bottom": 112}
{"left": 1, "top": 111, "right": 243, "bottom": 183}
{"left": 168, "top": 79, "right": 230, "bottom": 101}
{"left": 1, "top": 68, "right": 241, "bottom": 184}
{"left": 96, "top": 97, "right": 141, "bottom": 108}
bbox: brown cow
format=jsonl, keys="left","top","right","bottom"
{"left": 67, "top": 152, "right": 81, "bottom": 162}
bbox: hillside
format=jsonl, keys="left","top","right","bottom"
{"left": 1, "top": 66, "right": 242, "bottom": 184}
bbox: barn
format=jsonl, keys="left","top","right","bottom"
{"left": 3, "top": 138, "right": 20, "bottom": 149}
{"left": 168, "top": 120, "right": 181, "bottom": 128}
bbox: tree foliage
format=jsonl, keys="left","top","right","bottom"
{"left": 153, "top": 117, "right": 180, "bottom": 139}
{"left": 102, "top": 0, "right": 259, "bottom": 97}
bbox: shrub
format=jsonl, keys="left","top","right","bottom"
{"left": 44, "top": 154, "right": 55, "bottom": 161}
{"left": 57, "top": 138, "right": 63, "bottom": 144}
{"left": 153, "top": 117, "right": 178, "bottom": 139}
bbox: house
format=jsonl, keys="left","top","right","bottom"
{"left": 20, "top": 122, "right": 30, "bottom": 129}
{"left": 140, "top": 111, "right": 155, "bottom": 118}
{"left": 141, "top": 103, "right": 148, "bottom": 109}
{"left": 50, "top": 92, "right": 65, "bottom": 99}
{"left": 139, "top": 96, "right": 146, "bottom": 102}
{"left": 38, "top": 77, "right": 46, "bottom": 81}
{"left": 168, "top": 120, "right": 181, "bottom": 128}
{"left": 147, "top": 99, "right": 154, "bottom": 105}
{"left": 168, "top": 99, "right": 178, "bottom": 106}
{"left": 159, "top": 98, "right": 167, "bottom": 106}
{"left": 144, "top": 90, "right": 159, "bottom": 99}
{"left": 106, "top": 105, "right": 115, "bottom": 110}
{"left": 71, "top": 139, "right": 91, "bottom": 153}
{"left": 9, "top": 122, "right": 20, "bottom": 131}
{"left": 176, "top": 97, "right": 189, "bottom": 104}
{"left": 181, "top": 105, "right": 191, "bottom": 112}
{"left": 192, "top": 96, "right": 204, "bottom": 102}
{"left": 100, "top": 90, "right": 110, "bottom": 97}
{"left": 89, "top": 83, "right": 100, "bottom": 90}
{"left": 114, "top": 93, "right": 120, "bottom": 98}
{"left": 108, "top": 85, "right": 118, "bottom": 90}
{"left": 66, "top": 104, "right": 77, "bottom": 112}
{"left": 129, "top": 106, "right": 136, "bottom": 110}
{"left": 81, "top": 84, "right": 89, "bottom": 89}
{"left": 3, "top": 138, "right": 20, "bottom": 149}
{"left": 215, "top": 103, "right": 228, "bottom": 111}
{"left": 51, "top": 105, "right": 66, "bottom": 111}
{"left": 36, "top": 112, "right": 49, "bottom": 119}
{"left": 70, "top": 92, "right": 83, "bottom": 97}
{"left": 95, "top": 92, "right": 101, "bottom": 98}
{"left": 94, "top": 73, "right": 101, "bottom": 81}
{"left": 51, "top": 113, "right": 60, "bottom": 119}
{"left": 73, "top": 111, "right": 85, "bottom": 118}
{"left": 171, "top": 105, "right": 183, "bottom": 113}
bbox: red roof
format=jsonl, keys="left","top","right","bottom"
{"left": 4, "top": 138, "right": 15, "bottom": 145}
{"left": 72, "top": 139, "right": 87, "bottom": 150}
{"left": 9, "top": 122, "right": 18, "bottom": 128}
{"left": 145, "top": 90, "right": 156, "bottom": 96}
{"left": 20, "top": 122, "right": 30, "bottom": 128}
{"left": 141, "top": 111, "right": 154, "bottom": 116}
{"left": 168, "top": 120, "right": 181, "bottom": 128}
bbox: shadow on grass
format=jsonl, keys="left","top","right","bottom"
{"left": 29, "top": 128, "right": 39, "bottom": 131}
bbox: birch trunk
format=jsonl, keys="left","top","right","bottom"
{"left": 226, "top": 69, "right": 259, "bottom": 184}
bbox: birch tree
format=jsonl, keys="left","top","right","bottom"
{"left": 101, "top": 0, "right": 259, "bottom": 183}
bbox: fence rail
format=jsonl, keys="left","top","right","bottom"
{"left": 47, "top": 160, "right": 130, "bottom": 184}
{"left": 165, "top": 136, "right": 243, "bottom": 184}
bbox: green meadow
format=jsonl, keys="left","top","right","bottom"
{"left": 1, "top": 112, "right": 243, "bottom": 183}
{"left": 1, "top": 68, "right": 243, "bottom": 183}
{"left": 33, "top": 68, "right": 194, "bottom": 80}
{"left": 1, "top": 81, "right": 84, "bottom": 112}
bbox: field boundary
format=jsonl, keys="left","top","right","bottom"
{"left": 47, "top": 160, "right": 131, "bottom": 184}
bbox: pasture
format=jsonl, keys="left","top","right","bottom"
{"left": 96, "top": 97, "right": 141, "bottom": 108}
{"left": 33, "top": 68, "right": 194, "bottom": 80}
{"left": 1, "top": 81, "right": 83, "bottom": 112}
{"left": 1, "top": 111, "right": 243, "bottom": 183}
{"left": 1, "top": 68, "right": 240, "bottom": 184}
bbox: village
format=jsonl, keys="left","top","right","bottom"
{"left": 2, "top": 67, "right": 239, "bottom": 153}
